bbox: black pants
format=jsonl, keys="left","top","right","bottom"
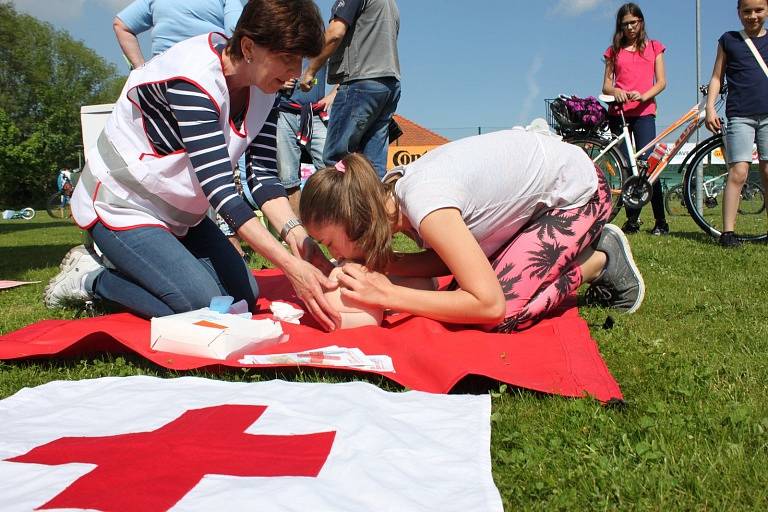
{"left": 609, "top": 114, "right": 666, "bottom": 223}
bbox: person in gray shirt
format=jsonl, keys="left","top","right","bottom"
{"left": 300, "top": 0, "right": 400, "bottom": 177}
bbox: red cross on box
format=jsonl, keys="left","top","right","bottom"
{"left": 7, "top": 404, "right": 336, "bottom": 511}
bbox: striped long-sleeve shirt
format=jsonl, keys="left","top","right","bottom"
{"left": 134, "top": 79, "right": 285, "bottom": 232}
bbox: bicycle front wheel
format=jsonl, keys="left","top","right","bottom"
{"left": 564, "top": 135, "right": 629, "bottom": 222}
{"left": 664, "top": 183, "right": 687, "bottom": 216}
{"left": 682, "top": 135, "right": 767, "bottom": 242}
{"left": 46, "top": 191, "right": 71, "bottom": 219}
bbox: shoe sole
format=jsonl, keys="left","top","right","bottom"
{"left": 603, "top": 223, "right": 645, "bottom": 314}
{"left": 44, "top": 269, "right": 73, "bottom": 308}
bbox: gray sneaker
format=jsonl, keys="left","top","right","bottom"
{"left": 44, "top": 245, "right": 103, "bottom": 308}
{"left": 585, "top": 224, "right": 645, "bottom": 313}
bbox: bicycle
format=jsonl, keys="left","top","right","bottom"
{"left": 679, "top": 139, "right": 766, "bottom": 240}
{"left": 664, "top": 183, "right": 687, "bottom": 217}
{"left": 558, "top": 85, "right": 767, "bottom": 242}
{"left": 2, "top": 208, "right": 35, "bottom": 220}
{"left": 46, "top": 168, "right": 78, "bottom": 219}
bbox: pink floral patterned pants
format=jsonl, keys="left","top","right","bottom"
{"left": 493, "top": 166, "right": 612, "bottom": 332}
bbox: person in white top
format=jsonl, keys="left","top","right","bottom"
{"left": 300, "top": 129, "right": 645, "bottom": 331}
{"left": 44, "top": 0, "right": 342, "bottom": 331}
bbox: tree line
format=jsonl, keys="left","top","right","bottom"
{"left": 0, "top": 2, "right": 124, "bottom": 207}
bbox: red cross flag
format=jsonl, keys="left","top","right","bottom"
{"left": 0, "top": 376, "right": 502, "bottom": 511}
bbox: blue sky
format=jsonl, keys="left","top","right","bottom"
{"left": 12, "top": 0, "right": 738, "bottom": 140}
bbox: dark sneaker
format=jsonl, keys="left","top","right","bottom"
{"left": 719, "top": 231, "right": 741, "bottom": 248}
{"left": 650, "top": 220, "right": 670, "bottom": 236}
{"left": 621, "top": 219, "right": 641, "bottom": 234}
{"left": 585, "top": 224, "right": 645, "bottom": 313}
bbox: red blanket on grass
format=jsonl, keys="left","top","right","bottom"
{"left": 0, "top": 269, "right": 623, "bottom": 402}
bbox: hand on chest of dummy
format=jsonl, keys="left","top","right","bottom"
{"left": 325, "top": 266, "right": 384, "bottom": 329}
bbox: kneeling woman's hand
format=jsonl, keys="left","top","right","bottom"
{"left": 336, "top": 262, "right": 395, "bottom": 310}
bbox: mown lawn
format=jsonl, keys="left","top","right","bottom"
{"left": 1, "top": 211, "right": 766, "bottom": 510}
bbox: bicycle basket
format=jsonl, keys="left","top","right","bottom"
{"left": 549, "top": 95, "right": 607, "bottom": 134}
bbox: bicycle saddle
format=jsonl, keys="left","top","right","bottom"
{"left": 598, "top": 94, "right": 616, "bottom": 104}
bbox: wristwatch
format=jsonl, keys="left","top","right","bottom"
{"left": 280, "top": 218, "right": 303, "bottom": 240}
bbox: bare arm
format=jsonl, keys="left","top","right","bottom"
{"left": 602, "top": 58, "right": 616, "bottom": 95}
{"left": 705, "top": 44, "right": 726, "bottom": 133}
{"left": 638, "top": 52, "right": 667, "bottom": 103}
{"left": 337, "top": 208, "right": 506, "bottom": 325}
{"left": 300, "top": 19, "right": 348, "bottom": 91}
{"left": 386, "top": 249, "right": 449, "bottom": 278}
{"left": 315, "top": 84, "right": 339, "bottom": 111}
{"left": 602, "top": 57, "right": 630, "bottom": 103}
{"left": 113, "top": 17, "right": 145, "bottom": 69}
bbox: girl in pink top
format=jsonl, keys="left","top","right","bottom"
{"left": 602, "top": 3, "right": 668, "bottom": 235}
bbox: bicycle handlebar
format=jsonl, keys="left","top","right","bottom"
{"left": 599, "top": 85, "right": 726, "bottom": 105}
{"left": 699, "top": 83, "right": 728, "bottom": 97}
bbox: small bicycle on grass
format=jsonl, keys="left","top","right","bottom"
{"left": 550, "top": 85, "right": 766, "bottom": 243}
{"left": 2, "top": 207, "right": 36, "bottom": 220}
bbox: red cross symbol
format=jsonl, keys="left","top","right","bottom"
{"left": 7, "top": 404, "right": 336, "bottom": 511}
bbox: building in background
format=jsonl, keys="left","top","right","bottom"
{"left": 387, "top": 114, "right": 449, "bottom": 169}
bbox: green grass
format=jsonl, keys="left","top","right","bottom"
{"left": 1, "top": 212, "right": 767, "bottom": 510}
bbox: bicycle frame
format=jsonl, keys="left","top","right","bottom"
{"left": 591, "top": 92, "right": 724, "bottom": 186}
{"left": 700, "top": 173, "right": 727, "bottom": 199}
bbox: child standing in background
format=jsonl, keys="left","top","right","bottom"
{"left": 705, "top": 0, "right": 768, "bottom": 247}
{"left": 602, "top": 2, "right": 668, "bottom": 235}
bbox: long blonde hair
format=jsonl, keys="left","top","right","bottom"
{"left": 299, "top": 154, "right": 397, "bottom": 272}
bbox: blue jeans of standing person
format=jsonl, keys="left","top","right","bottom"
{"left": 323, "top": 77, "right": 401, "bottom": 177}
{"left": 277, "top": 111, "right": 327, "bottom": 188}
{"left": 609, "top": 114, "right": 666, "bottom": 223}
{"left": 87, "top": 217, "right": 258, "bottom": 318}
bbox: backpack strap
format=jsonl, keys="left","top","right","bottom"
{"left": 740, "top": 30, "right": 768, "bottom": 80}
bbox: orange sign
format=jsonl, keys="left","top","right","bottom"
{"left": 387, "top": 145, "right": 439, "bottom": 168}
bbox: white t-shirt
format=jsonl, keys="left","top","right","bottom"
{"left": 394, "top": 129, "right": 598, "bottom": 257}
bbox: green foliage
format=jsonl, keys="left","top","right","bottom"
{"left": 1, "top": 211, "right": 767, "bottom": 509}
{"left": 0, "top": 3, "right": 125, "bottom": 207}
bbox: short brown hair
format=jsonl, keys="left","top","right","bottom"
{"left": 228, "top": 0, "right": 324, "bottom": 61}
{"left": 300, "top": 153, "right": 396, "bottom": 272}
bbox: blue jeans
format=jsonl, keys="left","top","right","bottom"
{"left": 609, "top": 114, "right": 666, "bottom": 222}
{"left": 323, "top": 78, "right": 401, "bottom": 177}
{"left": 277, "top": 110, "right": 327, "bottom": 188}
{"left": 89, "top": 217, "right": 258, "bottom": 318}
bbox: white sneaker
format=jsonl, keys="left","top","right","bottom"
{"left": 58, "top": 245, "right": 92, "bottom": 270}
{"left": 44, "top": 246, "right": 103, "bottom": 308}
